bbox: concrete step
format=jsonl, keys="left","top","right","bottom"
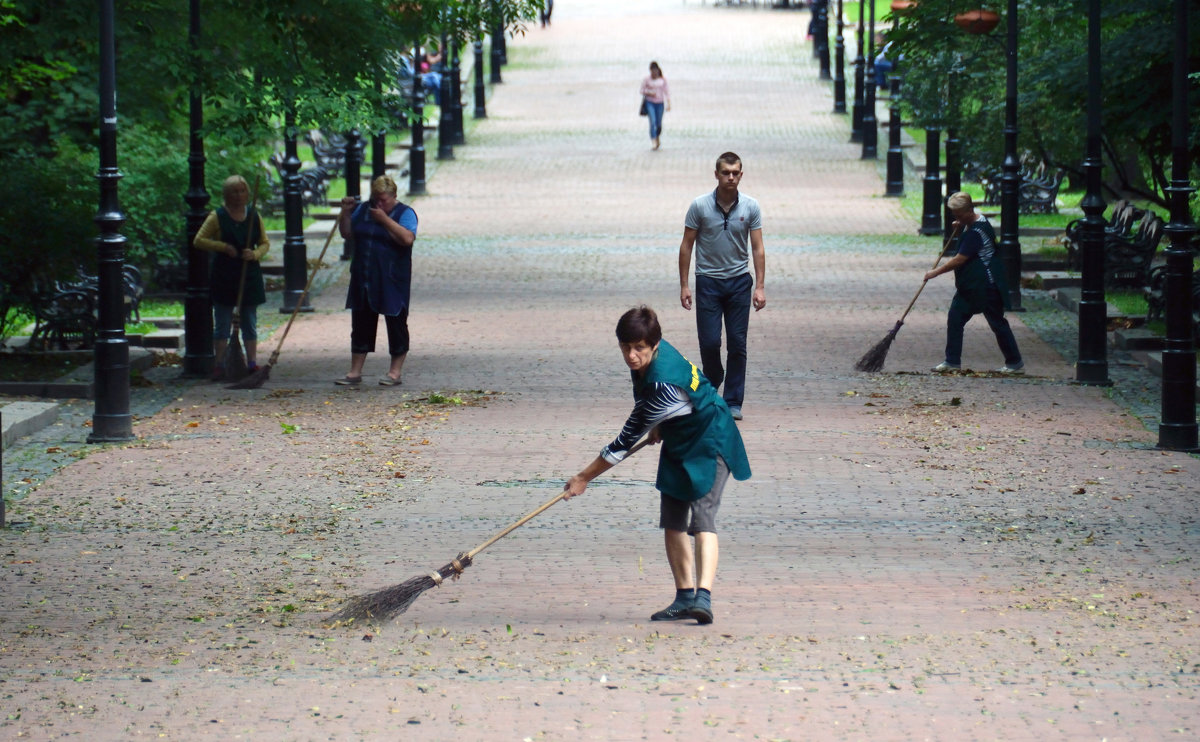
{"left": 1113, "top": 328, "right": 1165, "bottom": 351}
{"left": 1050, "top": 286, "right": 1123, "bottom": 318}
{"left": 1031, "top": 271, "right": 1081, "bottom": 290}
{"left": 141, "top": 329, "right": 184, "bottom": 349}
{"left": 0, "top": 346, "right": 157, "bottom": 401}
{"left": 1, "top": 401, "right": 58, "bottom": 450}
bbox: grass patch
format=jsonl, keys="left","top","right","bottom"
{"left": 1107, "top": 290, "right": 1148, "bottom": 318}
{"left": 845, "top": 1, "right": 894, "bottom": 23}
{"left": 1035, "top": 244, "right": 1068, "bottom": 260}
{"left": 139, "top": 299, "right": 183, "bottom": 318}
{"left": 125, "top": 321, "right": 158, "bottom": 335}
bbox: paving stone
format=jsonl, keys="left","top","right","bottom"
{"left": 0, "top": 1, "right": 1197, "bottom": 739}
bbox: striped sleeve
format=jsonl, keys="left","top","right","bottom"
{"left": 601, "top": 382, "right": 693, "bottom": 464}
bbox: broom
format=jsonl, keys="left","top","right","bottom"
{"left": 854, "top": 224, "right": 961, "bottom": 372}
{"left": 222, "top": 262, "right": 250, "bottom": 381}
{"left": 219, "top": 177, "right": 262, "bottom": 381}
{"left": 227, "top": 218, "right": 341, "bottom": 390}
{"left": 329, "top": 438, "right": 653, "bottom": 625}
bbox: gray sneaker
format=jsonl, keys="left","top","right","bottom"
{"left": 650, "top": 599, "right": 695, "bottom": 621}
{"left": 996, "top": 363, "right": 1025, "bottom": 374}
{"left": 729, "top": 406, "right": 743, "bottom": 421}
{"left": 932, "top": 362, "right": 961, "bottom": 373}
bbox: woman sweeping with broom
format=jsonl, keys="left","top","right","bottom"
{"left": 193, "top": 174, "right": 269, "bottom": 381}
{"left": 562, "top": 306, "right": 751, "bottom": 625}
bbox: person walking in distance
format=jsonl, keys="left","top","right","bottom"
{"left": 640, "top": 61, "right": 671, "bottom": 150}
{"left": 925, "top": 191, "right": 1024, "bottom": 374}
{"left": 678, "top": 152, "right": 767, "bottom": 421}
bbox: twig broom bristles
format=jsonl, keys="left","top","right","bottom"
{"left": 855, "top": 225, "right": 961, "bottom": 372}
{"left": 329, "top": 439, "right": 651, "bottom": 625}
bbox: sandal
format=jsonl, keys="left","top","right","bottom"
{"left": 334, "top": 375, "right": 362, "bottom": 386}
{"left": 378, "top": 376, "right": 402, "bottom": 386}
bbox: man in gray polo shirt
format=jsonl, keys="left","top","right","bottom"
{"left": 678, "top": 151, "right": 767, "bottom": 421}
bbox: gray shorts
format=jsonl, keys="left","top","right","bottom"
{"left": 659, "top": 457, "right": 729, "bottom": 534}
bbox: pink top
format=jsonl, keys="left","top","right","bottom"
{"left": 640, "top": 75, "right": 670, "bottom": 104}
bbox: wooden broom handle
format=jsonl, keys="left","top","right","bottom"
{"left": 264, "top": 219, "right": 340, "bottom": 361}
{"left": 897, "top": 224, "right": 962, "bottom": 324}
{"left": 465, "top": 437, "right": 653, "bottom": 560}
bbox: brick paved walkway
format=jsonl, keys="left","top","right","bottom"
{"left": 2, "top": 1, "right": 1198, "bottom": 740}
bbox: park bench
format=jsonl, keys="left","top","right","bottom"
{"left": 261, "top": 155, "right": 330, "bottom": 216}
{"left": 26, "top": 265, "right": 144, "bottom": 350}
{"left": 305, "top": 130, "right": 348, "bottom": 179}
{"left": 1018, "top": 167, "right": 1064, "bottom": 214}
{"left": 980, "top": 157, "right": 1065, "bottom": 214}
{"left": 27, "top": 285, "right": 97, "bottom": 351}
{"left": 1143, "top": 266, "right": 1200, "bottom": 345}
{"left": 1143, "top": 241, "right": 1200, "bottom": 346}
{"left": 150, "top": 243, "right": 188, "bottom": 296}
{"left": 1103, "top": 211, "right": 1163, "bottom": 290}
{"left": 1062, "top": 200, "right": 1140, "bottom": 270}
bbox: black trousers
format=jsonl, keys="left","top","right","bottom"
{"left": 350, "top": 307, "right": 409, "bottom": 357}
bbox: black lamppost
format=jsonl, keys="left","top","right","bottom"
{"left": 279, "top": 109, "right": 311, "bottom": 314}
{"left": 490, "top": 19, "right": 504, "bottom": 84}
{"left": 183, "top": 0, "right": 213, "bottom": 379}
{"left": 409, "top": 40, "right": 428, "bottom": 196}
{"left": 884, "top": 65, "right": 903, "bottom": 196}
{"left": 345, "top": 127, "right": 363, "bottom": 198}
{"left": 1074, "top": 0, "right": 1110, "bottom": 387}
{"left": 997, "top": 0, "right": 1022, "bottom": 311}
{"left": 473, "top": 38, "right": 488, "bottom": 118}
{"left": 1157, "top": 0, "right": 1198, "bottom": 451}
{"left": 861, "top": 0, "right": 878, "bottom": 158}
{"left": 496, "top": 17, "right": 507, "bottom": 64}
{"left": 437, "top": 28, "right": 455, "bottom": 161}
{"left": 943, "top": 63, "right": 962, "bottom": 241}
{"left": 341, "top": 128, "right": 363, "bottom": 261}
{"left": 92, "top": 0, "right": 133, "bottom": 443}
{"left": 372, "top": 79, "right": 387, "bottom": 181}
{"left": 832, "top": 0, "right": 847, "bottom": 114}
{"left": 815, "top": 0, "right": 831, "bottom": 80}
{"left": 960, "top": 3, "right": 1021, "bottom": 310}
{"left": 919, "top": 128, "right": 942, "bottom": 235}
{"left": 372, "top": 132, "right": 387, "bottom": 181}
{"left": 850, "top": 0, "right": 865, "bottom": 142}
{"left": 450, "top": 37, "right": 465, "bottom": 145}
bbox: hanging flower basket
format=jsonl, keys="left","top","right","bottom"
{"left": 954, "top": 9, "right": 1000, "bottom": 34}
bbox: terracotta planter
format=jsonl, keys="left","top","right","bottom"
{"left": 890, "top": 0, "right": 918, "bottom": 14}
{"left": 954, "top": 8, "right": 1000, "bottom": 34}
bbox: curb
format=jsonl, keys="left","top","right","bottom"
{"left": 0, "top": 346, "right": 158, "bottom": 448}
{"left": 1, "top": 401, "right": 59, "bottom": 451}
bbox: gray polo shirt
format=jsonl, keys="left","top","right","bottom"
{"left": 685, "top": 189, "right": 762, "bottom": 279}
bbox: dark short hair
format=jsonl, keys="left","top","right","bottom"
{"left": 715, "top": 151, "right": 742, "bottom": 172}
{"left": 616, "top": 306, "right": 662, "bottom": 345}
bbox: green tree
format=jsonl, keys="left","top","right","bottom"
{"left": 889, "top": 0, "right": 1200, "bottom": 208}
{"left": 0, "top": 0, "right": 539, "bottom": 309}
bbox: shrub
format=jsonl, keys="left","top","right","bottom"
{"left": 0, "top": 152, "right": 95, "bottom": 342}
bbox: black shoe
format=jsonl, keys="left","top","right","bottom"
{"left": 650, "top": 601, "right": 694, "bottom": 621}
{"left": 689, "top": 604, "right": 714, "bottom": 625}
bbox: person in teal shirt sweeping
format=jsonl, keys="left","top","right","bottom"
{"left": 563, "top": 306, "right": 751, "bottom": 624}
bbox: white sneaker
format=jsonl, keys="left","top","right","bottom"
{"left": 996, "top": 363, "right": 1025, "bottom": 374}
{"left": 932, "top": 362, "right": 961, "bottom": 372}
